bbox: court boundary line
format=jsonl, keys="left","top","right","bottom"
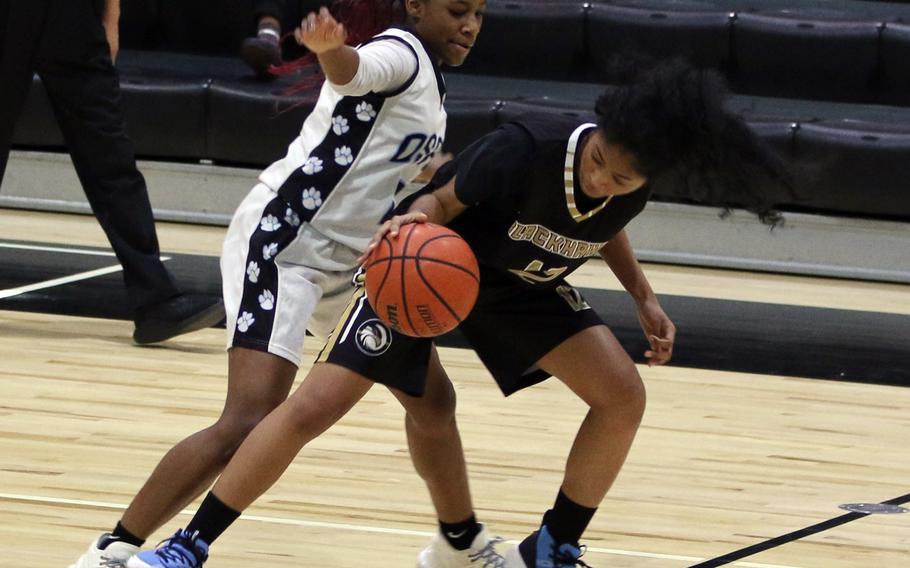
{"left": 0, "top": 492, "right": 801, "bottom": 568}
{"left": 0, "top": 242, "right": 122, "bottom": 256}
{"left": 689, "top": 492, "right": 910, "bottom": 567}
{"left": 0, "top": 265, "right": 125, "bottom": 299}
{"left": 0, "top": 242, "right": 170, "bottom": 299}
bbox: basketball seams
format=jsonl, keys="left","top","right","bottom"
{"left": 414, "top": 234, "right": 480, "bottom": 282}
{"left": 398, "top": 224, "right": 419, "bottom": 336}
{"left": 367, "top": 255, "right": 478, "bottom": 281}
{"left": 368, "top": 236, "right": 395, "bottom": 305}
{"left": 413, "top": 231, "right": 479, "bottom": 333}
{"left": 414, "top": 260, "right": 462, "bottom": 326}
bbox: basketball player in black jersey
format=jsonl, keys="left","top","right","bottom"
{"left": 344, "top": 58, "right": 793, "bottom": 567}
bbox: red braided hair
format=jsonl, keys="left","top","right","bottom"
{"left": 270, "top": 0, "right": 407, "bottom": 101}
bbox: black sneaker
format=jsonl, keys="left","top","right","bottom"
{"left": 240, "top": 30, "right": 283, "bottom": 78}
{"left": 133, "top": 293, "right": 224, "bottom": 345}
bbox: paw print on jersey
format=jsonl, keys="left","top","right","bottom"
{"left": 302, "top": 187, "right": 322, "bottom": 211}
{"left": 247, "top": 261, "right": 260, "bottom": 283}
{"left": 284, "top": 207, "right": 300, "bottom": 227}
{"left": 356, "top": 102, "right": 376, "bottom": 122}
{"left": 262, "top": 242, "right": 278, "bottom": 261}
{"left": 335, "top": 146, "right": 354, "bottom": 166}
{"left": 332, "top": 115, "right": 350, "bottom": 136}
{"left": 236, "top": 311, "right": 255, "bottom": 333}
{"left": 302, "top": 156, "right": 323, "bottom": 175}
{"left": 260, "top": 214, "right": 281, "bottom": 232}
{"left": 258, "top": 289, "right": 275, "bottom": 311}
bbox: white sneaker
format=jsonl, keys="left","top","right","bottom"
{"left": 69, "top": 533, "right": 140, "bottom": 568}
{"left": 418, "top": 525, "right": 506, "bottom": 567}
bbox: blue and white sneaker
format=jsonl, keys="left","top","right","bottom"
{"left": 504, "top": 525, "right": 591, "bottom": 567}
{"left": 126, "top": 530, "right": 209, "bottom": 568}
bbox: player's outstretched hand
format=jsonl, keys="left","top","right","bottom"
{"left": 357, "top": 212, "right": 429, "bottom": 265}
{"left": 637, "top": 297, "right": 676, "bottom": 366}
{"left": 295, "top": 7, "right": 347, "bottom": 54}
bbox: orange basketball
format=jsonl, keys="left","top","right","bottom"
{"left": 364, "top": 222, "right": 480, "bottom": 337}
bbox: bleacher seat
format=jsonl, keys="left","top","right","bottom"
{"left": 880, "top": 22, "right": 910, "bottom": 106}
{"left": 731, "top": 10, "right": 883, "bottom": 104}
{"left": 453, "top": 1, "right": 587, "bottom": 81}
{"left": 794, "top": 120, "right": 910, "bottom": 218}
{"left": 587, "top": 2, "right": 733, "bottom": 81}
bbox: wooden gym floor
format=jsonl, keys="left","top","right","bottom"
{"left": 0, "top": 209, "right": 908, "bottom": 567}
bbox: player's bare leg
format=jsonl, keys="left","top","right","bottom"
{"left": 71, "top": 348, "right": 296, "bottom": 568}
{"left": 127, "top": 363, "right": 374, "bottom": 567}
{"left": 508, "top": 324, "right": 645, "bottom": 567}
{"left": 394, "top": 346, "right": 505, "bottom": 567}
{"left": 120, "top": 348, "right": 298, "bottom": 537}
{"left": 210, "top": 362, "right": 374, "bottom": 510}
{"left": 394, "top": 347, "right": 473, "bottom": 521}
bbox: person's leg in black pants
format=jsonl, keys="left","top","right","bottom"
{"left": 0, "top": 0, "right": 223, "bottom": 344}
{"left": 0, "top": 0, "right": 48, "bottom": 182}
{"left": 38, "top": 2, "right": 181, "bottom": 311}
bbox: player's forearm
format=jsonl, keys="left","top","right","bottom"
{"left": 409, "top": 193, "right": 450, "bottom": 225}
{"left": 599, "top": 230, "right": 655, "bottom": 305}
{"left": 408, "top": 178, "right": 467, "bottom": 226}
{"left": 319, "top": 45, "right": 361, "bottom": 87}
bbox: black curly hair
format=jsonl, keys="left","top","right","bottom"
{"left": 595, "top": 58, "right": 795, "bottom": 224}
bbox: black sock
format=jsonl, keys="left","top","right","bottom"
{"left": 439, "top": 514, "right": 481, "bottom": 551}
{"left": 185, "top": 492, "right": 241, "bottom": 545}
{"left": 541, "top": 490, "right": 597, "bottom": 545}
{"left": 110, "top": 521, "right": 145, "bottom": 547}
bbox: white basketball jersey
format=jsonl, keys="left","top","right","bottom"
{"left": 258, "top": 28, "right": 447, "bottom": 265}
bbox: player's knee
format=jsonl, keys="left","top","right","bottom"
{"left": 622, "top": 370, "right": 647, "bottom": 424}
{"left": 284, "top": 389, "right": 352, "bottom": 436}
{"left": 406, "top": 382, "right": 457, "bottom": 435}
{"left": 591, "top": 365, "right": 646, "bottom": 424}
{"left": 208, "top": 413, "right": 266, "bottom": 461}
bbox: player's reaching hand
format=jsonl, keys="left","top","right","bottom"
{"left": 357, "top": 212, "right": 428, "bottom": 264}
{"left": 295, "top": 7, "right": 347, "bottom": 54}
{"left": 636, "top": 296, "right": 675, "bottom": 366}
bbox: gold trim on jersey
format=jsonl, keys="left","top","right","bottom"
{"left": 316, "top": 287, "right": 367, "bottom": 363}
{"left": 564, "top": 123, "right": 610, "bottom": 222}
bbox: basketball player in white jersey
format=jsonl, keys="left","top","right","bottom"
{"left": 69, "top": 2, "right": 494, "bottom": 567}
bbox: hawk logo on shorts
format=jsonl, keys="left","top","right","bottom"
{"left": 355, "top": 319, "right": 392, "bottom": 356}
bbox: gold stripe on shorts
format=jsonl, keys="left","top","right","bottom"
{"left": 316, "top": 287, "right": 367, "bottom": 363}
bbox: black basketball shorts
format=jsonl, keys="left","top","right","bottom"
{"left": 317, "top": 270, "right": 604, "bottom": 396}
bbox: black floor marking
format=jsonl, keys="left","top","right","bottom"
{"left": 688, "top": 492, "right": 910, "bottom": 567}
{"left": 2, "top": 240, "right": 909, "bottom": 386}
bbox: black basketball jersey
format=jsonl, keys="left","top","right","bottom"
{"left": 443, "top": 113, "right": 651, "bottom": 288}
